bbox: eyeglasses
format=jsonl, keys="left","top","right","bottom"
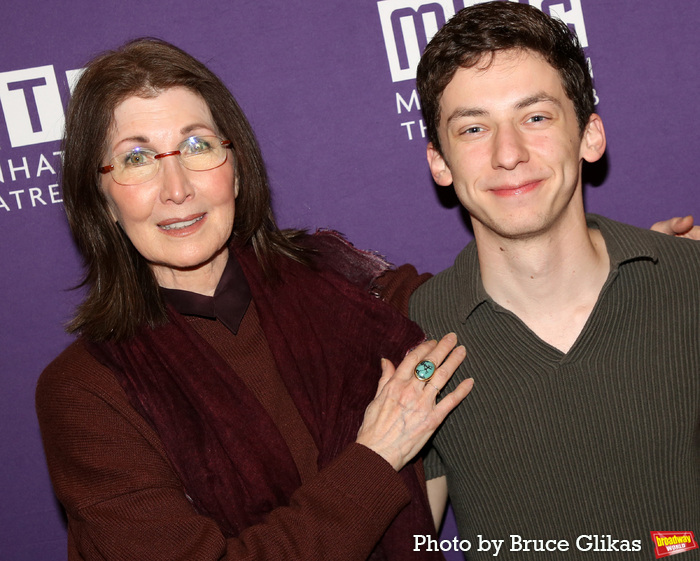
{"left": 98, "top": 135, "right": 232, "bottom": 185}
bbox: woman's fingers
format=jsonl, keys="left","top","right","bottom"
{"left": 374, "top": 358, "right": 395, "bottom": 397}
{"left": 356, "top": 333, "right": 471, "bottom": 471}
{"left": 400, "top": 334, "right": 456, "bottom": 382}
{"left": 420, "top": 342, "right": 466, "bottom": 396}
{"left": 399, "top": 339, "right": 439, "bottom": 380}
{"left": 433, "top": 377, "right": 474, "bottom": 419}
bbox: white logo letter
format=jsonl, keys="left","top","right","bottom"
{"left": 0, "top": 65, "right": 64, "bottom": 148}
{"left": 378, "top": 0, "right": 455, "bottom": 82}
{"left": 529, "top": 0, "right": 588, "bottom": 47}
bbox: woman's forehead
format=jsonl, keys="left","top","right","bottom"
{"left": 108, "top": 88, "right": 216, "bottom": 146}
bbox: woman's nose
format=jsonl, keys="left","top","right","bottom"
{"left": 158, "top": 154, "right": 193, "bottom": 204}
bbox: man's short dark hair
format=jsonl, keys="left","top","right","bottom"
{"left": 417, "top": 1, "right": 595, "bottom": 153}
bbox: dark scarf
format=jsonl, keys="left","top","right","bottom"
{"left": 87, "top": 232, "right": 440, "bottom": 559}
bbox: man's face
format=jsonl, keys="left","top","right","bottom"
{"left": 427, "top": 49, "right": 605, "bottom": 242}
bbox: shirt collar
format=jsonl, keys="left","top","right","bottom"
{"left": 455, "top": 213, "right": 658, "bottom": 322}
{"left": 587, "top": 213, "right": 658, "bottom": 272}
{"left": 160, "top": 252, "right": 252, "bottom": 334}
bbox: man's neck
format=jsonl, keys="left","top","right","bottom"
{"left": 475, "top": 213, "right": 610, "bottom": 353}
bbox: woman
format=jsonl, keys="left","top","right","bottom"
{"left": 36, "top": 38, "right": 473, "bottom": 560}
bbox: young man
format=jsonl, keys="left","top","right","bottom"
{"left": 410, "top": 2, "right": 699, "bottom": 558}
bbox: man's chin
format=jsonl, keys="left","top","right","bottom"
{"left": 472, "top": 214, "right": 552, "bottom": 241}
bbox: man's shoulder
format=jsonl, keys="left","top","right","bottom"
{"left": 593, "top": 214, "right": 700, "bottom": 269}
{"left": 413, "top": 242, "right": 475, "bottom": 289}
{"left": 409, "top": 241, "right": 479, "bottom": 320}
{"left": 593, "top": 216, "right": 700, "bottom": 312}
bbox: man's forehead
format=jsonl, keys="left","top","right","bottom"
{"left": 460, "top": 48, "right": 551, "bottom": 79}
{"left": 441, "top": 50, "right": 564, "bottom": 106}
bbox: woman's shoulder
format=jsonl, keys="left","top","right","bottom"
{"left": 36, "top": 336, "right": 168, "bottom": 465}
{"left": 39, "top": 338, "right": 106, "bottom": 383}
{"left": 36, "top": 337, "right": 126, "bottom": 414}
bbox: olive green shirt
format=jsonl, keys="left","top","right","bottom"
{"left": 410, "top": 215, "right": 700, "bottom": 560}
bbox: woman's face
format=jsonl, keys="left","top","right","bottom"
{"left": 100, "top": 87, "right": 237, "bottom": 291}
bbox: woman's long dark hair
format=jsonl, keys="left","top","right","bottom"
{"left": 64, "top": 38, "right": 307, "bottom": 341}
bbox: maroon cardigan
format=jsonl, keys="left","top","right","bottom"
{"left": 36, "top": 256, "right": 437, "bottom": 561}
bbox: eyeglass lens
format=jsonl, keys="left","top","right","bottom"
{"left": 107, "top": 136, "right": 230, "bottom": 185}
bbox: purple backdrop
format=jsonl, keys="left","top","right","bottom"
{"left": 1, "top": 1, "right": 697, "bottom": 559}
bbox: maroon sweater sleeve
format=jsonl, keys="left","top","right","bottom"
{"left": 36, "top": 341, "right": 411, "bottom": 561}
{"left": 374, "top": 264, "right": 432, "bottom": 317}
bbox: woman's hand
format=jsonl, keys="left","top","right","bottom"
{"left": 356, "top": 333, "right": 473, "bottom": 471}
{"left": 651, "top": 215, "right": 700, "bottom": 240}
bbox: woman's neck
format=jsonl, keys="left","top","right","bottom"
{"left": 152, "top": 247, "right": 229, "bottom": 296}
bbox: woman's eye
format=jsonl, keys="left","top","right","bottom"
{"left": 123, "top": 150, "right": 152, "bottom": 167}
{"left": 184, "top": 136, "right": 213, "bottom": 154}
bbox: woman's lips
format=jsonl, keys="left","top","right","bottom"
{"left": 157, "top": 213, "right": 206, "bottom": 235}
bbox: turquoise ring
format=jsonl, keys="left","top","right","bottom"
{"left": 414, "top": 360, "right": 436, "bottom": 381}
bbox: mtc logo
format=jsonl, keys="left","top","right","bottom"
{"left": 0, "top": 65, "right": 82, "bottom": 148}
{"left": 528, "top": 0, "right": 588, "bottom": 47}
{"left": 378, "top": 0, "right": 455, "bottom": 83}
{"left": 378, "top": 0, "right": 589, "bottom": 83}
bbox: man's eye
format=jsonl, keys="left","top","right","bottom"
{"left": 527, "top": 115, "right": 547, "bottom": 123}
{"left": 462, "top": 126, "right": 484, "bottom": 135}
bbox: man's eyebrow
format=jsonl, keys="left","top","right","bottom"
{"left": 445, "top": 107, "right": 488, "bottom": 126}
{"left": 515, "top": 93, "right": 562, "bottom": 110}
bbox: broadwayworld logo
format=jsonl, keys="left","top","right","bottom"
{"left": 650, "top": 531, "right": 699, "bottom": 558}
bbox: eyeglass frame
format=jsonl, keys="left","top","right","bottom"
{"left": 97, "top": 136, "right": 232, "bottom": 185}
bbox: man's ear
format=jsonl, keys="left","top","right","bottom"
{"left": 580, "top": 113, "right": 606, "bottom": 164}
{"left": 427, "top": 142, "right": 453, "bottom": 186}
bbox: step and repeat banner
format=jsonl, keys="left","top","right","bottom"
{"left": 1, "top": 1, "right": 697, "bottom": 559}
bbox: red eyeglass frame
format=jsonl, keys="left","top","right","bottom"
{"left": 97, "top": 139, "right": 232, "bottom": 175}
